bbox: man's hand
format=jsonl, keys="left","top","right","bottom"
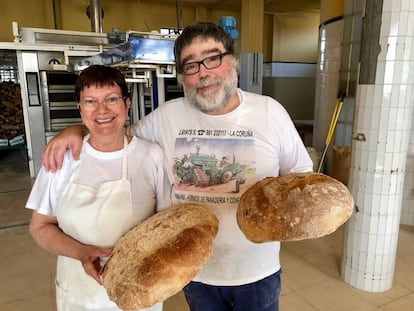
{"left": 79, "top": 245, "right": 112, "bottom": 285}
{"left": 42, "top": 125, "right": 87, "bottom": 172}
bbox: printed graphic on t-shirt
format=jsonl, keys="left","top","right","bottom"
{"left": 172, "top": 136, "right": 256, "bottom": 208}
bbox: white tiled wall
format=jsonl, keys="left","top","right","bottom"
{"left": 341, "top": 0, "right": 414, "bottom": 292}
{"left": 399, "top": 0, "right": 414, "bottom": 226}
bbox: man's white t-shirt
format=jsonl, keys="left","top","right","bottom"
{"left": 131, "top": 89, "right": 313, "bottom": 286}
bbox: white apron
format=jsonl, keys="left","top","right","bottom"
{"left": 55, "top": 137, "right": 162, "bottom": 311}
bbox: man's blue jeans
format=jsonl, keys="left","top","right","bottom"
{"left": 183, "top": 270, "right": 282, "bottom": 311}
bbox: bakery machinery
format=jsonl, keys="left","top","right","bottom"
{"left": 76, "top": 30, "right": 178, "bottom": 121}
{"left": 0, "top": 22, "right": 179, "bottom": 177}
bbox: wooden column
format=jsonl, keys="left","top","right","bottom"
{"left": 240, "top": 0, "right": 264, "bottom": 53}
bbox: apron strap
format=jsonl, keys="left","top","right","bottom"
{"left": 121, "top": 135, "right": 128, "bottom": 180}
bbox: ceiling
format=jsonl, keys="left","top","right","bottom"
{"left": 163, "top": 0, "right": 320, "bottom": 14}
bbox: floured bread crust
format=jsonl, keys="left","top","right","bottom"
{"left": 237, "top": 172, "right": 354, "bottom": 242}
{"left": 101, "top": 204, "right": 219, "bottom": 310}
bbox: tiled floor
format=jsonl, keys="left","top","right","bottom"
{"left": 1, "top": 148, "right": 413, "bottom": 311}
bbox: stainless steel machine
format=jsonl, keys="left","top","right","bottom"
{"left": 0, "top": 22, "right": 179, "bottom": 177}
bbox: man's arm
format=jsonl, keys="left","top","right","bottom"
{"left": 42, "top": 125, "right": 88, "bottom": 172}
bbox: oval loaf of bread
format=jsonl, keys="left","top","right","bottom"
{"left": 101, "top": 203, "right": 219, "bottom": 310}
{"left": 237, "top": 172, "right": 354, "bottom": 242}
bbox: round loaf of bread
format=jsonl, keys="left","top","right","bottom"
{"left": 101, "top": 203, "right": 219, "bottom": 310}
{"left": 237, "top": 172, "right": 354, "bottom": 242}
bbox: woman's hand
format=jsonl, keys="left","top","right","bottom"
{"left": 79, "top": 245, "right": 112, "bottom": 285}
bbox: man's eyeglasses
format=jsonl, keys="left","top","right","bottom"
{"left": 78, "top": 96, "right": 126, "bottom": 111}
{"left": 182, "top": 52, "right": 231, "bottom": 75}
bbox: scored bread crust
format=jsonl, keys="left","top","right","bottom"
{"left": 101, "top": 204, "right": 219, "bottom": 310}
{"left": 237, "top": 172, "right": 354, "bottom": 243}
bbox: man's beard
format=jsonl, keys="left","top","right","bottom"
{"left": 183, "top": 68, "right": 238, "bottom": 113}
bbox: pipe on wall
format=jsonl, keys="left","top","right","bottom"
{"left": 52, "top": 0, "right": 58, "bottom": 29}
{"left": 89, "top": 0, "right": 103, "bottom": 33}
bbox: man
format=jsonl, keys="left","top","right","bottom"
{"left": 43, "top": 22, "right": 313, "bottom": 311}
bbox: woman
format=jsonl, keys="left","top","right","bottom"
{"left": 26, "top": 65, "right": 170, "bottom": 310}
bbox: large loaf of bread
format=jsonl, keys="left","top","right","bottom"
{"left": 237, "top": 172, "right": 354, "bottom": 242}
{"left": 101, "top": 204, "right": 219, "bottom": 310}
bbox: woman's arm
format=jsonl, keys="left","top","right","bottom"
{"left": 29, "top": 211, "right": 112, "bottom": 284}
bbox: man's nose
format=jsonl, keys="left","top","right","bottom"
{"left": 198, "top": 63, "right": 210, "bottom": 76}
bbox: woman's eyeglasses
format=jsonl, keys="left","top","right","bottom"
{"left": 78, "top": 96, "right": 126, "bottom": 111}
